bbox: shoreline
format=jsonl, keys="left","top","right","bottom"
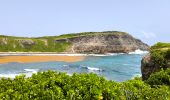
{"left": 0, "top": 50, "right": 148, "bottom": 64}
{"left": 0, "top": 55, "right": 86, "bottom": 63}
{"left": 0, "top": 50, "right": 148, "bottom": 56}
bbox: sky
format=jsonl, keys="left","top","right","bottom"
{"left": 0, "top": 0, "right": 170, "bottom": 45}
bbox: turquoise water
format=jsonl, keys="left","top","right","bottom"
{"left": 0, "top": 54, "right": 146, "bottom": 82}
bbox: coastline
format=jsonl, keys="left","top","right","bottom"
{"left": 0, "top": 50, "right": 148, "bottom": 64}
{"left": 0, "top": 49, "right": 148, "bottom": 56}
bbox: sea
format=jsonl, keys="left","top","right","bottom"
{"left": 0, "top": 50, "right": 148, "bottom": 82}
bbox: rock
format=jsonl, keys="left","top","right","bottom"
{"left": 141, "top": 54, "right": 170, "bottom": 80}
{"left": 56, "top": 32, "right": 149, "bottom": 54}
{"left": 141, "top": 54, "right": 158, "bottom": 80}
{"left": 0, "top": 38, "right": 8, "bottom": 45}
{"left": 19, "top": 39, "right": 35, "bottom": 47}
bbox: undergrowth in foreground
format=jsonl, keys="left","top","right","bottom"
{"left": 0, "top": 70, "right": 170, "bottom": 100}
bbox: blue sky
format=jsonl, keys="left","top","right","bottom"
{"left": 0, "top": 0, "right": 170, "bottom": 45}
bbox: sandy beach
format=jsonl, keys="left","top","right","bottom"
{"left": 0, "top": 55, "right": 86, "bottom": 63}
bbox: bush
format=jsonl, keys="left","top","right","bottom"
{"left": 146, "top": 68, "right": 170, "bottom": 86}
{"left": 0, "top": 70, "right": 170, "bottom": 100}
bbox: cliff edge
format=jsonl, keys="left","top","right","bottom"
{"left": 56, "top": 31, "right": 149, "bottom": 54}
{"left": 141, "top": 42, "right": 170, "bottom": 80}
{"left": 0, "top": 31, "right": 149, "bottom": 53}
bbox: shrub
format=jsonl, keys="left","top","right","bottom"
{"left": 146, "top": 68, "right": 170, "bottom": 86}
{"left": 0, "top": 70, "right": 170, "bottom": 100}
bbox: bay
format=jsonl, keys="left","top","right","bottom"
{"left": 0, "top": 53, "right": 146, "bottom": 82}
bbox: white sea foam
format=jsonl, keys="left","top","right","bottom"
{"left": 23, "top": 69, "right": 39, "bottom": 77}
{"left": 87, "top": 67, "right": 103, "bottom": 71}
{"left": 0, "top": 69, "right": 39, "bottom": 79}
{"left": 131, "top": 74, "right": 142, "bottom": 79}
{"left": 87, "top": 54, "right": 108, "bottom": 56}
{"left": 0, "top": 50, "right": 148, "bottom": 56}
{"left": 106, "top": 53, "right": 125, "bottom": 56}
{"left": 24, "top": 69, "right": 39, "bottom": 73}
{"left": 128, "top": 49, "right": 148, "bottom": 55}
{"left": 123, "top": 64, "right": 131, "bottom": 66}
{"left": 0, "top": 73, "right": 19, "bottom": 79}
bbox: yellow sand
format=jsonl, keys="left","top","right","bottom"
{"left": 0, "top": 56, "right": 85, "bottom": 63}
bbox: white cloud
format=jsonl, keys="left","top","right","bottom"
{"left": 141, "top": 31, "right": 157, "bottom": 39}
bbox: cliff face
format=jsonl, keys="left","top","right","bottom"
{"left": 56, "top": 32, "right": 149, "bottom": 54}
{"left": 0, "top": 31, "right": 149, "bottom": 53}
{"left": 141, "top": 54, "right": 161, "bottom": 80}
{"left": 141, "top": 54, "right": 170, "bottom": 80}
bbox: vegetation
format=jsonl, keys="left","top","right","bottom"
{"left": 146, "top": 68, "right": 170, "bottom": 86}
{"left": 0, "top": 70, "right": 170, "bottom": 100}
{"left": 0, "top": 36, "right": 71, "bottom": 52}
{"left": 151, "top": 42, "right": 170, "bottom": 50}
{"left": 39, "top": 31, "right": 127, "bottom": 40}
{"left": 150, "top": 42, "right": 170, "bottom": 69}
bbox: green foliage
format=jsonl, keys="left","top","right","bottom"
{"left": 146, "top": 68, "right": 170, "bottom": 86}
{"left": 0, "top": 70, "right": 170, "bottom": 100}
{"left": 0, "top": 36, "right": 72, "bottom": 52}
{"left": 151, "top": 42, "right": 170, "bottom": 50}
{"left": 165, "top": 49, "right": 170, "bottom": 59}
{"left": 41, "top": 31, "right": 127, "bottom": 40}
{"left": 151, "top": 50, "right": 168, "bottom": 69}
{"left": 150, "top": 42, "right": 170, "bottom": 69}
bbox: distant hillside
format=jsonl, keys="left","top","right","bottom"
{"left": 0, "top": 31, "right": 149, "bottom": 53}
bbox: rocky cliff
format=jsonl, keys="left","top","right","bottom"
{"left": 56, "top": 31, "right": 149, "bottom": 54}
{"left": 141, "top": 43, "right": 170, "bottom": 80}
{"left": 0, "top": 31, "right": 149, "bottom": 53}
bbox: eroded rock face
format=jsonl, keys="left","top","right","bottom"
{"left": 56, "top": 33, "right": 149, "bottom": 54}
{"left": 141, "top": 54, "right": 170, "bottom": 80}
{"left": 0, "top": 38, "right": 8, "bottom": 45}
{"left": 141, "top": 54, "right": 159, "bottom": 80}
{"left": 19, "top": 39, "right": 35, "bottom": 47}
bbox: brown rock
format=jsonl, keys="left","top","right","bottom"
{"left": 141, "top": 54, "right": 170, "bottom": 80}
{"left": 56, "top": 32, "right": 149, "bottom": 54}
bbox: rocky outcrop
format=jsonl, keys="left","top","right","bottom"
{"left": 19, "top": 39, "right": 35, "bottom": 47}
{"left": 141, "top": 54, "right": 159, "bottom": 80}
{"left": 141, "top": 54, "right": 170, "bottom": 80}
{"left": 0, "top": 31, "right": 149, "bottom": 53}
{"left": 56, "top": 32, "right": 149, "bottom": 54}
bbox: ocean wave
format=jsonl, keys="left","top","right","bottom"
{"left": 24, "top": 69, "right": 39, "bottom": 73}
{"left": 131, "top": 74, "right": 142, "bottom": 79}
{"left": 0, "top": 73, "right": 19, "bottom": 79}
{"left": 86, "top": 53, "right": 125, "bottom": 56}
{"left": 123, "top": 64, "right": 132, "bottom": 66}
{"left": 80, "top": 65, "right": 103, "bottom": 72}
{"left": 128, "top": 49, "right": 148, "bottom": 55}
{"left": 0, "top": 69, "right": 39, "bottom": 79}
{"left": 87, "top": 67, "right": 104, "bottom": 72}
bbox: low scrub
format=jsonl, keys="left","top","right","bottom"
{"left": 0, "top": 70, "right": 169, "bottom": 100}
